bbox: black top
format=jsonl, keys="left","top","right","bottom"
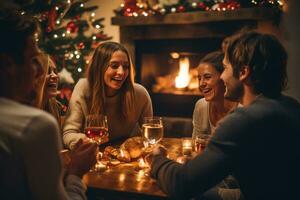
{"left": 151, "top": 95, "right": 300, "bottom": 200}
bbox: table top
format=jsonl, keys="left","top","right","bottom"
{"left": 83, "top": 138, "right": 184, "bottom": 199}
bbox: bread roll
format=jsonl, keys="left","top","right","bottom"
{"left": 117, "top": 148, "right": 131, "bottom": 162}
{"left": 121, "top": 137, "right": 144, "bottom": 159}
{"left": 104, "top": 146, "right": 118, "bottom": 158}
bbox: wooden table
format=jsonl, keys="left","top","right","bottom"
{"left": 83, "top": 138, "right": 183, "bottom": 200}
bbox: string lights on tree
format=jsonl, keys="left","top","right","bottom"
{"left": 21, "top": 0, "right": 112, "bottom": 82}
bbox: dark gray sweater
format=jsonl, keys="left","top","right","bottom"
{"left": 151, "top": 95, "right": 300, "bottom": 200}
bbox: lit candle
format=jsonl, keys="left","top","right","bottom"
{"left": 138, "top": 158, "right": 148, "bottom": 169}
{"left": 182, "top": 138, "right": 193, "bottom": 156}
{"left": 94, "top": 161, "right": 107, "bottom": 172}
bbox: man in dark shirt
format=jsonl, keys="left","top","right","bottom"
{"left": 149, "top": 31, "right": 300, "bottom": 200}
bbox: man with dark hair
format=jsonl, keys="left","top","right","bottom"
{"left": 0, "top": 4, "right": 97, "bottom": 200}
{"left": 149, "top": 31, "right": 300, "bottom": 200}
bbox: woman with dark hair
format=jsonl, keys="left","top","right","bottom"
{"left": 192, "top": 51, "right": 239, "bottom": 138}
{"left": 63, "top": 42, "right": 153, "bottom": 149}
{"left": 192, "top": 51, "right": 242, "bottom": 200}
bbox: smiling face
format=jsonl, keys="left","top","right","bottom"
{"left": 197, "top": 63, "right": 225, "bottom": 102}
{"left": 104, "top": 50, "right": 129, "bottom": 96}
{"left": 45, "top": 58, "right": 59, "bottom": 99}
{"left": 220, "top": 55, "right": 243, "bottom": 101}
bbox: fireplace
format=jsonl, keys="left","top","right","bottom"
{"left": 135, "top": 38, "right": 222, "bottom": 117}
{"left": 112, "top": 8, "right": 279, "bottom": 117}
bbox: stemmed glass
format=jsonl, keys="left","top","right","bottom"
{"left": 84, "top": 114, "right": 109, "bottom": 145}
{"left": 142, "top": 116, "right": 164, "bottom": 146}
{"left": 142, "top": 117, "right": 164, "bottom": 145}
{"left": 84, "top": 114, "right": 109, "bottom": 172}
{"left": 141, "top": 117, "right": 164, "bottom": 176}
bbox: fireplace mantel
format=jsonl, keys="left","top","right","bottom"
{"left": 112, "top": 8, "right": 279, "bottom": 26}
{"left": 110, "top": 8, "right": 280, "bottom": 117}
{"left": 111, "top": 7, "right": 280, "bottom": 66}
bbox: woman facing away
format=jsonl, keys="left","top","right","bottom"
{"left": 192, "top": 51, "right": 239, "bottom": 138}
{"left": 63, "top": 42, "right": 153, "bottom": 149}
{"left": 193, "top": 51, "right": 243, "bottom": 200}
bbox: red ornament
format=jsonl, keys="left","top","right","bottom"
{"left": 123, "top": 0, "right": 139, "bottom": 16}
{"left": 177, "top": 5, "right": 185, "bottom": 13}
{"left": 198, "top": 2, "right": 206, "bottom": 10}
{"left": 77, "top": 42, "right": 85, "bottom": 49}
{"left": 227, "top": 2, "right": 240, "bottom": 10}
{"left": 66, "top": 21, "right": 78, "bottom": 33}
{"left": 46, "top": 26, "right": 52, "bottom": 33}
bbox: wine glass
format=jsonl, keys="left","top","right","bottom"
{"left": 193, "top": 134, "right": 210, "bottom": 154}
{"left": 84, "top": 114, "right": 109, "bottom": 172}
{"left": 84, "top": 114, "right": 109, "bottom": 145}
{"left": 142, "top": 117, "right": 164, "bottom": 146}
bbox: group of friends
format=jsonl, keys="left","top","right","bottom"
{"left": 1, "top": 2, "right": 300, "bottom": 200}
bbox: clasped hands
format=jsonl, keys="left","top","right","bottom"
{"left": 65, "top": 139, "right": 98, "bottom": 178}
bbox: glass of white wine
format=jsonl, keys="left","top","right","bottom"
{"left": 142, "top": 116, "right": 164, "bottom": 146}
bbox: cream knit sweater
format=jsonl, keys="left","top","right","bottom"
{"left": 63, "top": 79, "right": 153, "bottom": 149}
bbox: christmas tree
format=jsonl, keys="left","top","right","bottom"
{"left": 21, "top": 0, "right": 112, "bottom": 83}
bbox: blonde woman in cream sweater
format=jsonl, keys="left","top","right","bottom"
{"left": 63, "top": 42, "right": 153, "bottom": 149}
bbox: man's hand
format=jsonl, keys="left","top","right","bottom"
{"left": 67, "top": 139, "right": 98, "bottom": 178}
{"left": 145, "top": 144, "right": 167, "bottom": 166}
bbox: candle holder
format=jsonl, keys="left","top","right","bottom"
{"left": 193, "top": 134, "right": 209, "bottom": 153}
{"left": 182, "top": 138, "right": 193, "bottom": 156}
{"left": 94, "top": 161, "right": 107, "bottom": 172}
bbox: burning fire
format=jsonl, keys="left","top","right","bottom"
{"left": 175, "top": 57, "right": 190, "bottom": 88}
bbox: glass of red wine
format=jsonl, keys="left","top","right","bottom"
{"left": 84, "top": 114, "right": 109, "bottom": 145}
{"left": 84, "top": 115, "right": 109, "bottom": 172}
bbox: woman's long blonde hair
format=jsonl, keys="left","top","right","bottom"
{"left": 86, "top": 42, "right": 135, "bottom": 119}
{"left": 34, "top": 53, "right": 61, "bottom": 125}
{"left": 32, "top": 53, "right": 48, "bottom": 109}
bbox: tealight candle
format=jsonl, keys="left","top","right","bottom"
{"left": 94, "top": 161, "right": 107, "bottom": 172}
{"left": 182, "top": 138, "right": 193, "bottom": 156}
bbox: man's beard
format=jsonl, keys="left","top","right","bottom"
{"left": 224, "top": 82, "right": 243, "bottom": 102}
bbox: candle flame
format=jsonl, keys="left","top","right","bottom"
{"left": 175, "top": 57, "right": 190, "bottom": 88}
{"left": 138, "top": 158, "right": 147, "bottom": 168}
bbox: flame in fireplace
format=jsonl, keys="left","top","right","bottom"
{"left": 175, "top": 57, "right": 190, "bottom": 88}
